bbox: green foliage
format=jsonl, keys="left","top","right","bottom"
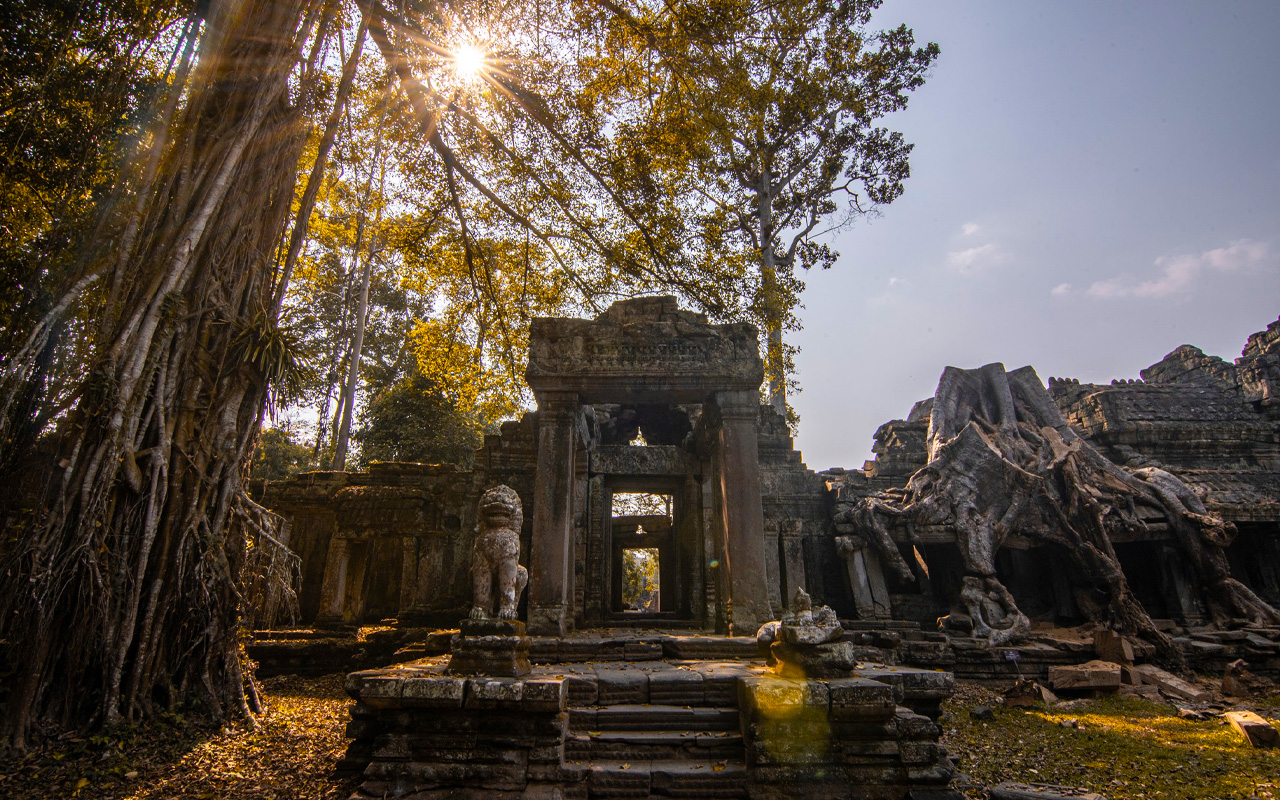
{"left": 0, "top": 0, "right": 186, "bottom": 354}
{"left": 352, "top": 369, "right": 483, "bottom": 468}
{"left": 250, "top": 426, "right": 316, "bottom": 481}
{"left": 621, "top": 547, "right": 660, "bottom": 612}
{"left": 229, "top": 310, "right": 316, "bottom": 419}
{"left": 584, "top": 0, "right": 940, "bottom": 411}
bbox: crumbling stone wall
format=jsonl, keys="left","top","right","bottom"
{"left": 261, "top": 463, "right": 474, "bottom": 626}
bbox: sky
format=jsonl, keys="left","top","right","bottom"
{"left": 789, "top": 0, "right": 1280, "bottom": 470}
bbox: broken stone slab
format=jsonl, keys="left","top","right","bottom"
{"left": 1134, "top": 664, "right": 1211, "bottom": 703}
{"left": 1225, "top": 710, "right": 1280, "bottom": 748}
{"left": 990, "top": 783, "right": 1106, "bottom": 800}
{"left": 1243, "top": 633, "right": 1279, "bottom": 652}
{"left": 1118, "top": 684, "right": 1162, "bottom": 701}
{"left": 1223, "top": 659, "right": 1276, "bottom": 698}
{"left": 1047, "top": 660, "right": 1121, "bottom": 692}
{"left": 1092, "top": 630, "right": 1134, "bottom": 664}
{"left": 1173, "top": 637, "right": 1227, "bottom": 656}
{"left": 1191, "top": 629, "right": 1249, "bottom": 643}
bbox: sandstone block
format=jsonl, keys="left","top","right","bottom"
{"left": 1047, "top": 660, "right": 1120, "bottom": 692}
{"left": 1133, "top": 664, "right": 1211, "bottom": 703}
{"left": 1225, "top": 710, "right": 1280, "bottom": 748}
{"left": 826, "top": 677, "right": 896, "bottom": 721}
{"left": 401, "top": 676, "right": 466, "bottom": 707}
{"left": 595, "top": 668, "right": 648, "bottom": 705}
{"left": 520, "top": 678, "right": 566, "bottom": 711}
{"left": 1092, "top": 630, "right": 1134, "bottom": 664}
{"left": 465, "top": 677, "right": 524, "bottom": 708}
{"left": 648, "top": 667, "right": 705, "bottom": 706}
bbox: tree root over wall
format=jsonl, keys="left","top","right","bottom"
{"left": 838, "top": 364, "right": 1280, "bottom": 669}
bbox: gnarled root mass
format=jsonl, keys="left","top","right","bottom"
{"left": 842, "top": 364, "right": 1279, "bottom": 668}
{"left": 0, "top": 0, "right": 319, "bottom": 749}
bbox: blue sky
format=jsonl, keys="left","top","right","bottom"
{"left": 789, "top": 0, "right": 1280, "bottom": 469}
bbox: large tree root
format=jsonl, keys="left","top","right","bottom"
{"left": 842, "top": 364, "right": 1277, "bottom": 669}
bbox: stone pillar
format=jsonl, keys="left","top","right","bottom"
{"left": 315, "top": 537, "right": 350, "bottom": 626}
{"left": 780, "top": 519, "right": 807, "bottom": 599}
{"left": 712, "top": 390, "right": 772, "bottom": 633}
{"left": 764, "top": 523, "right": 783, "bottom": 617}
{"left": 835, "top": 535, "right": 893, "bottom": 619}
{"left": 528, "top": 391, "right": 579, "bottom": 635}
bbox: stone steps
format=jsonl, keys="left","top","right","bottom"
{"left": 568, "top": 701, "right": 747, "bottom": 797}
{"left": 566, "top": 729, "right": 744, "bottom": 761}
{"left": 578, "top": 758, "right": 749, "bottom": 798}
{"left": 571, "top": 704, "right": 741, "bottom": 731}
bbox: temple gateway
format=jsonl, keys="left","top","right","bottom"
{"left": 262, "top": 298, "right": 1280, "bottom": 638}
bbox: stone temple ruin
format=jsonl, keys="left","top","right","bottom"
{"left": 257, "top": 299, "right": 1280, "bottom": 799}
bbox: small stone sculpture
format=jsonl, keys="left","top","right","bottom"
{"left": 469, "top": 485, "right": 529, "bottom": 620}
{"left": 777, "top": 587, "right": 843, "bottom": 646}
{"left": 757, "top": 587, "right": 854, "bottom": 677}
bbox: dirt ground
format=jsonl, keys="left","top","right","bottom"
{"left": 0, "top": 674, "right": 359, "bottom": 800}
{"left": 3, "top": 673, "right": 1279, "bottom": 800}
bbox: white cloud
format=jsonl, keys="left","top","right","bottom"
{"left": 887, "top": 276, "right": 904, "bottom": 288}
{"left": 946, "top": 243, "right": 1008, "bottom": 277}
{"left": 961, "top": 222, "right": 980, "bottom": 237}
{"left": 1087, "top": 238, "right": 1271, "bottom": 299}
{"left": 1051, "top": 282, "right": 1072, "bottom": 296}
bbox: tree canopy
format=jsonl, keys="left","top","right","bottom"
{"left": 0, "top": 0, "right": 937, "bottom": 745}
{"left": 582, "top": 0, "right": 939, "bottom": 416}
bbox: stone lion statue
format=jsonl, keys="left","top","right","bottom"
{"left": 469, "top": 485, "right": 529, "bottom": 620}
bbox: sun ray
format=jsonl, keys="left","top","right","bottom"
{"left": 453, "top": 43, "right": 486, "bottom": 82}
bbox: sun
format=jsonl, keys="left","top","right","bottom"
{"left": 452, "top": 43, "right": 486, "bottom": 82}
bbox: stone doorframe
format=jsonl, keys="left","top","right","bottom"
{"left": 524, "top": 296, "right": 773, "bottom": 635}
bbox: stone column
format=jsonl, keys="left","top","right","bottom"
{"left": 780, "top": 519, "right": 807, "bottom": 597}
{"left": 712, "top": 390, "right": 772, "bottom": 633}
{"left": 835, "top": 535, "right": 893, "bottom": 619}
{"left": 528, "top": 391, "right": 579, "bottom": 635}
{"left": 315, "top": 537, "right": 350, "bottom": 626}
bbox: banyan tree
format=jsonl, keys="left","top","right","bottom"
{"left": 837, "top": 363, "right": 1280, "bottom": 665}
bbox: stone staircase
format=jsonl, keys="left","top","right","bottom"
{"left": 566, "top": 701, "right": 748, "bottom": 798}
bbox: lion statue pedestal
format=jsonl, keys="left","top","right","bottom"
{"left": 447, "top": 485, "right": 532, "bottom": 677}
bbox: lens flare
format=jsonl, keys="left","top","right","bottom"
{"left": 453, "top": 43, "right": 486, "bottom": 82}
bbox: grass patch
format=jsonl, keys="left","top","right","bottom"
{"left": 944, "top": 686, "right": 1280, "bottom": 799}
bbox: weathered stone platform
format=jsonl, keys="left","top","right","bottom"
{"left": 340, "top": 643, "right": 959, "bottom": 800}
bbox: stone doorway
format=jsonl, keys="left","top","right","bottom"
{"left": 602, "top": 484, "right": 697, "bottom": 626}
{"left": 525, "top": 296, "right": 772, "bottom": 635}
{"left": 609, "top": 491, "right": 674, "bottom": 620}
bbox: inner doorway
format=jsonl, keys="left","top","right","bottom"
{"left": 609, "top": 491, "right": 676, "bottom": 621}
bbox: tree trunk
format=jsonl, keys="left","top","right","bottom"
{"left": 0, "top": 0, "right": 322, "bottom": 747}
{"left": 757, "top": 168, "right": 787, "bottom": 417}
{"left": 330, "top": 131, "right": 386, "bottom": 471}
{"left": 271, "top": 12, "right": 368, "bottom": 312}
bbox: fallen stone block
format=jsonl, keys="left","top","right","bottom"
{"left": 1047, "top": 660, "right": 1121, "bottom": 692}
{"left": 1225, "top": 710, "right": 1280, "bottom": 748}
{"left": 1134, "top": 664, "right": 1211, "bottom": 703}
{"left": 1117, "top": 685, "right": 1161, "bottom": 701}
{"left": 1093, "top": 630, "right": 1134, "bottom": 664}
